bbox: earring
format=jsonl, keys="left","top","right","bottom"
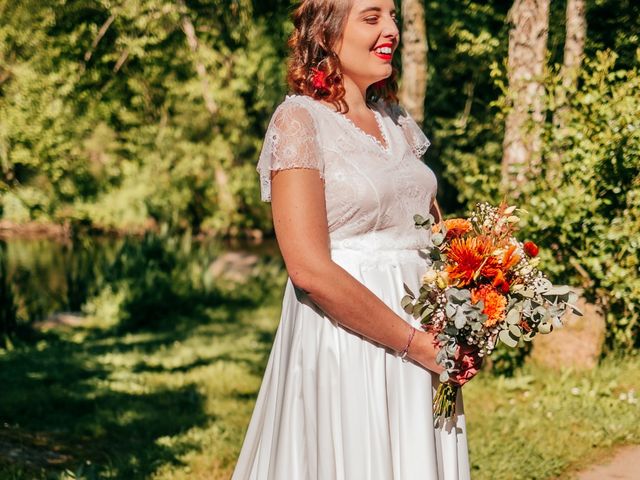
{"left": 310, "top": 67, "right": 329, "bottom": 91}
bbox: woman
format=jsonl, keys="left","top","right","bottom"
{"left": 233, "top": 1, "right": 479, "bottom": 478}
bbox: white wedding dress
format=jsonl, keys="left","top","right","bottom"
{"left": 232, "top": 94, "right": 470, "bottom": 480}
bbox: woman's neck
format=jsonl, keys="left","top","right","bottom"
{"left": 342, "top": 75, "right": 371, "bottom": 114}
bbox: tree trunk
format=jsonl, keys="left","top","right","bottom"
{"left": 501, "top": 0, "right": 549, "bottom": 195}
{"left": 178, "top": 1, "right": 235, "bottom": 225}
{"left": 553, "top": 0, "right": 586, "bottom": 132}
{"left": 399, "top": 0, "right": 428, "bottom": 126}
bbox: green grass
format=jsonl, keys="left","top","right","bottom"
{"left": 1, "top": 292, "right": 639, "bottom": 479}
{"left": 465, "top": 357, "right": 640, "bottom": 479}
{"left": 0, "top": 296, "right": 282, "bottom": 479}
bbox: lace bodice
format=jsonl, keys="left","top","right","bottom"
{"left": 257, "top": 94, "right": 437, "bottom": 250}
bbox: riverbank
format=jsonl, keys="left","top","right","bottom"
{"left": 0, "top": 219, "right": 268, "bottom": 243}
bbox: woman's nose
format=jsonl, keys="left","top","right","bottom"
{"left": 382, "top": 16, "right": 400, "bottom": 41}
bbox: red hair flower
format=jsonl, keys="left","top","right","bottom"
{"left": 310, "top": 67, "right": 328, "bottom": 91}
{"left": 523, "top": 241, "right": 539, "bottom": 257}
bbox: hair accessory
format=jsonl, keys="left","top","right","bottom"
{"left": 399, "top": 326, "right": 417, "bottom": 361}
{"left": 310, "top": 67, "right": 329, "bottom": 91}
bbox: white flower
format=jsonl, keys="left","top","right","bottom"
{"left": 422, "top": 269, "right": 437, "bottom": 284}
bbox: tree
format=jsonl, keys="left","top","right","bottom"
{"left": 553, "top": 0, "right": 586, "bottom": 129}
{"left": 399, "top": 0, "right": 428, "bottom": 125}
{"left": 501, "top": 0, "right": 549, "bottom": 195}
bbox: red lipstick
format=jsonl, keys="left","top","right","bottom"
{"left": 373, "top": 42, "right": 394, "bottom": 61}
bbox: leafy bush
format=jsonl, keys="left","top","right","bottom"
{"left": 447, "top": 50, "right": 640, "bottom": 350}
{"left": 83, "top": 232, "right": 285, "bottom": 331}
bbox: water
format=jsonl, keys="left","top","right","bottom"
{"left": 0, "top": 234, "right": 282, "bottom": 331}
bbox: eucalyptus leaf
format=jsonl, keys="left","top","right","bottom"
{"left": 403, "top": 283, "right": 415, "bottom": 298}
{"left": 445, "top": 304, "right": 456, "bottom": 318}
{"left": 454, "top": 310, "right": 467, "bottom": 329}
{"left": 506, "top": 309, "right": 520, "bottom": 325}
{"left": 401, "top": 296, "right": 414, "bottom": 314}
{"left": 538, "top": 322, "right": 553, "bottom": 334}
{"left": 508, "top": 324, "right": 522, "bottom": 337}
{"left": 571, "top": 305, "right": 584, "bottom": 316}
{"left": 499, "top": 329, "right": 518, "bottom": 348}
{"left": 544, "top": 285, "right": 572, "bottom": 296}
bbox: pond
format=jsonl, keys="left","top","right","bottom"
{"left": 0, "top": 234, "right": 282, "bottom": 336}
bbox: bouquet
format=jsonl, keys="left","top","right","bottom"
{"left": 402, "top": 202, "right": 581, "bottom": 423}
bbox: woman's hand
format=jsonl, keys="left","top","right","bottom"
{"left": 451, "top": 345, "right": 483, "bottom": 386}
{"left": 407, "top": 330, "right": 444, "bottom": 374}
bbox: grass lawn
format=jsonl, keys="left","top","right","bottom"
{"left": 1, "top": 288, "right": 638, "bottom": 479}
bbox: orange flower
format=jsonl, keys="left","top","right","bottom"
{"left": 479, "top": 243, "right": 520, "bottom": 290}
{"left": 446, "top": 236, "right": 496, "bottom": 287}
{"left": 471, "top": 285, "right": 507, "bottom": 327}
{"left": 442, "top": 218, "right": 472, "bottom": 239}
{"left": 502, "top": 244, "right": 521, "bottom": 270}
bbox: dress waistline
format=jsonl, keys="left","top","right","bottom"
{"left": 330, "top": 247, "right": 430, "bottom": 265}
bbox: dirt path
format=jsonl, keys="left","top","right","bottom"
{"left": 574, "top": 445, "right": 640, "bottom": 479}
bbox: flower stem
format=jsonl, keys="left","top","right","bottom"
{"left": 433, "top": 382, "right": 459, "bottom": 423}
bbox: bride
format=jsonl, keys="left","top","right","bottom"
{"left": 233, "top": 0, "right": 480, "bottom": 478}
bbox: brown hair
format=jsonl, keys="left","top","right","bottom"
{"left": 287, "top": 0, "right": 399, "bottom": 113}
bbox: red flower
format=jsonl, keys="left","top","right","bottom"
{"left": 311, "top": 67, "right": 328, "bottom": 90}
{"left": 523, "top": 241, "right": 539, "bottom": 257}
{"left": 499, "top": 281, "right": 510, "bottom": 294}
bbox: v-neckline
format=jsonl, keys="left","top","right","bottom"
{"left": 297, "top": 95, "right": 391, "bottom": 154}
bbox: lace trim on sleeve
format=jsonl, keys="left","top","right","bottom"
{"left": 257, "top": 97, "right": 324, "bottom": 202}
{"left": 378, "top": 101, "right": 431, "bottom": 158}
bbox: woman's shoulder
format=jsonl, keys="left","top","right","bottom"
{"left": 268, "top": 94, "right": 320, "bottom": 128}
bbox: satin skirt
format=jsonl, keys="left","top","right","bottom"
{"left": 232, "top": 249, "right": 470, "bottom": 480}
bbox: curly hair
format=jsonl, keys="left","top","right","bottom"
{"left": 287, "top": 0, "right": 399, "bottom": 113}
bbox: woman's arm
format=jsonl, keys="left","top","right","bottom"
{"left": 271, "top": 168, "right": 442, "bottom": 373}
{"left": 430, "top": 198, "right": 443, "bottom": 224}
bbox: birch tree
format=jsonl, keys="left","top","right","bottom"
{"left": 554, "top": 0, "right": 587, "bottom": 128}
{"left": 501, "top": 0, "right": 549, "bottom": 194}
{"left": 399, "top": 0, "right": 428, "bottom": 126}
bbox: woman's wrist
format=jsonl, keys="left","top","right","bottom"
{"left": 408, "top": 330, "right": 443, "bottom": 374}
{"left": 398, "top": 325, "right": 416, "bottom": 360}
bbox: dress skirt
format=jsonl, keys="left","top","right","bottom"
{"left": 232, "top": 248, "right": 471, "bottom": 480}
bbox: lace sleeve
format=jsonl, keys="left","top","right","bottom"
{"left": 378, "top": 101, "right": 431, "bottom": 158}
{"left": 257, "top": 99, "right": 324, "bottom": 202}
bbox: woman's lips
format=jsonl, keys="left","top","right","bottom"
{"left": 373, "top": 43, "right": 394, "bottom": 61}
{"left": 373, "top": 51, "right": 393, "bottom": 61}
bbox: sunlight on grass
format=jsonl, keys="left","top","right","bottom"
{"left": 2, "top": 287, "right": 638, "bottom": 480}
{"left": 465, "top": 355, "right": 640, "bottom": 479}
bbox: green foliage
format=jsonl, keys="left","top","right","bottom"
{"left": 423, "top": 0, "right": 510, "bottom": 210}
{"left": 516, "top": 50, "right": 640, "bottom": 350}
{"left": 437, "top": 11, "right": 640, "bottom": 350}
{"left": 0, "top": 241, "right": 18, "bottom": 347}
{"left": 0, "top": 0, "right": 284, "bottom": 234}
